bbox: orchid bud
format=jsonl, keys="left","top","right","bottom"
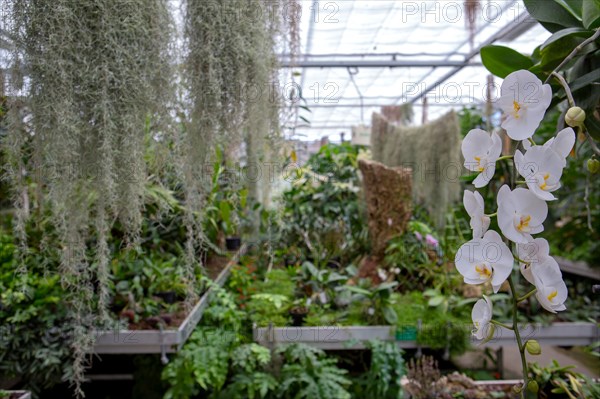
{"left": 588, "top": 158, "right": 600, "bottom": 174}
{"left": 527, "top": 380, "right": 539, "bottom": 393}
{"left": 526, "top": 339, "right": 541, "bottom": 355}
{"left": 565, "top": 107, "right": 585, "bottom": 127}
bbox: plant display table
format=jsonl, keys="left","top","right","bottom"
{"left": 254, "top": 322, "right": 599, "bottom": 350}
{"left": 92, "top": 246, "right": 245, "bottom": 357}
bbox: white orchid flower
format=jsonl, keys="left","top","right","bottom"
{"left": 472, "top": 295, "right": 493, "bottom": 340}
{"left": 463, "top": 190, "right": 490, "bottom": 239}
{"left": 543, "top": 127, "right": 576, "bottom": 167}
{"left": 515, "top": 145, "right": 564, "bottom": 201}
{"left": 532, "top": 258, "right": 568, "bottom": 313}
{"left": 523, "top": 127, "right": 575, "bottom": 165}
{"left": 516, "top": 238, "right": 551, "bottom": 285}
{"left": 498, "top": 70, "right": 552, "bottom": 140}
{"left": 455, "top": 230, "right": 513, "bottom": 293}
{"left": 497, "top": 185, "right": 548, "bottom": 244}
{"left": 462, "top": 129, "right": 503, "bottom": 188}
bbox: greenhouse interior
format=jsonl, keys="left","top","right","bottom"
{"left": 0, "top": 0, "right": 599, "bottom": 398}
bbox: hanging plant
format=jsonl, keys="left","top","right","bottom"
{"left": 179, "top": 0, "right": 293, "bottom": 247}
{"left": 2, "top": 0, "right": 175, "bottom": 394}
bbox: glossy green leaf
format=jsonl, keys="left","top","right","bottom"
{"left": 554, "top": 0, "right": 583, "bottom": 19}
{"left": 583, "top": 0, "right": 600, "bottom": 28}
{"left": 569, "top": 68, "right": 600, "bottom": 93}
{"left": 539, "top": 35, "right": 587, "bottom": 70}
{"left": 541, "top": 27, "right": 591, "bottom": 50}
{"left": 524, "top": 0, "right": 582, "bottom": 32}
{"left": 480, "top": 45, "right": 534, "bottom": 78}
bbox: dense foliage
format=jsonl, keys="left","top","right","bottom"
{"left": 279, "top": 143, "right": 369, "bottom": 264}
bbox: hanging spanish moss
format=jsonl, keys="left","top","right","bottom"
{"left": 2, "top": 0, "right": 174, "bottom": 394}
{"left": 371, "top": 111, "right": 462, "bottom": 228}
{"left": 179, "top": 0, "right": 290, "bottom": 262}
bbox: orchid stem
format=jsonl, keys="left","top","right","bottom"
{"left": 518, "top": 288, "right": 537, "bottom": 303}
{"left": 497, "top": 155, "right": 513, "bottom": 161}
{"left": 516, "top": 180, "right": 526, "bottom": 184}
{"left": 550, "top": 71, "right": 575, "bottom": 107}
{"left": 486, "top": 212, "right": 497, "bottom": 218}
{"left": 528, "top": 138, "right": 536, "bottom": 146}
{"left": 513, "top": 254, "right": 528, "bottom": 264}
{"left": 545, "top": 28, "right": 600, "bottom": 84}
{"left": 490, "top": 319, "right": 513, "bottom": 330}
{"left": 508, "top": 274, "right": 529, "bottom": 398}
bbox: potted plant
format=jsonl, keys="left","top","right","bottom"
{"left": 219, "top": 187, "right": 247, "bottom": 252}
{"left": 289, "top": 299, "right": 309, "bottom": 327}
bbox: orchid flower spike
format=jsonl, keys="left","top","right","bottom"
{"left": 462, "top": 129, "right": 503, "bottom": 188}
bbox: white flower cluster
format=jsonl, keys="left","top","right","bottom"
{"left": 456, "top": 70, "right": 575, "bottom": 339}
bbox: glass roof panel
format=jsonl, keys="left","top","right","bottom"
{"left": 289, "top": 0, "right": 551, "bottom": 141}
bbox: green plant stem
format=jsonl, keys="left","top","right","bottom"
{"left": 516, "top": 180, "right": 526, "bottom": 184}
{"left": 518, "top": 288, "right": 537, "bottom": 303}
{"left": 528, "top": 138, "right": 536, "bottom": 146}
{"left": 513, "top": 254, "right": 528, "bottom": 264}
{"left": 497, "top": 155, "right": 514, "bottom": 161}
{"left": 485, "top": 212, "right": 497, "bottom": 218}
{"left": 490, "top": 319, "right": 513, "bottom": 330}
{"left": 508, "top": 275, "right": 529, "bottom": 397}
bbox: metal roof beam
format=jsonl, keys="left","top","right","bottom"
{"left": 408, "top": 11, "right": 537, "bottom": 104}
{"left": 301, "top": 102, "right": 481, "bottom": 108}
{"left": 280, "top": 59, "right": 482, "bottom": 68}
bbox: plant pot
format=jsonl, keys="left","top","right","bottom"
{"left": 395, "top": 325, "right": 417, "bottom": 341}
{"left": 155, "top": 291, "right": 177, "bottom": 304}
{"left": 289, "top": 307, "right": 309, "bottom": 327}
{"left": 225, "top": 237, "right": 242, "bottom": 251}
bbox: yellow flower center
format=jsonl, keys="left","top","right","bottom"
{"left": 513, "top": 101, "right": 521, "bottom": 119}
{"left": 547, "top": 290, "right": 558, "bottom": 302}
{"left": 517, "top": 215, "right": 531, "bottom": 232}
{"left": 475, "top": 264, "right": 492, "bottom": 279}
{"left": 539, "top": 173, "right": 550, "bottom": 190}
{"left": 474, "top": 156, "right": 484, "bottom": 172}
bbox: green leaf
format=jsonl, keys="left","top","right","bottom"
{"left": 585, "top": 112, "right": 600, "bottom": 140}
{"left": 383, "top": 306, "right": 398, "bottom": 325}
{"left": 344, "top": 285, "right": 371, "bottom": 296}
{"left": 375, "top": 282, "right": 399, "bottom": 291}
{"left": 541, "top": 27, "right": 591, "bottom": 50}
{"left": 554, "top": 0, "right": 583, "bottom": 20}
{"left": 524, "top": 0, "right": 583, "bottom": 32}
{"left": 569, "top": 68, "right": 600, "bottom": 93}
{"left": 427, "top": 296, "right": 444, "bottom": 307}
{"left": 219, "top": 200, "right": 231, "bottom": 225}
{"left": 480, "top": 45, "right": 534, "bottom": 78}
{"left": 583, "top": 0, "right": 600, "bottom": 28}
{"left": 539, "top": 35, "right": 588, "bottom": 70}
